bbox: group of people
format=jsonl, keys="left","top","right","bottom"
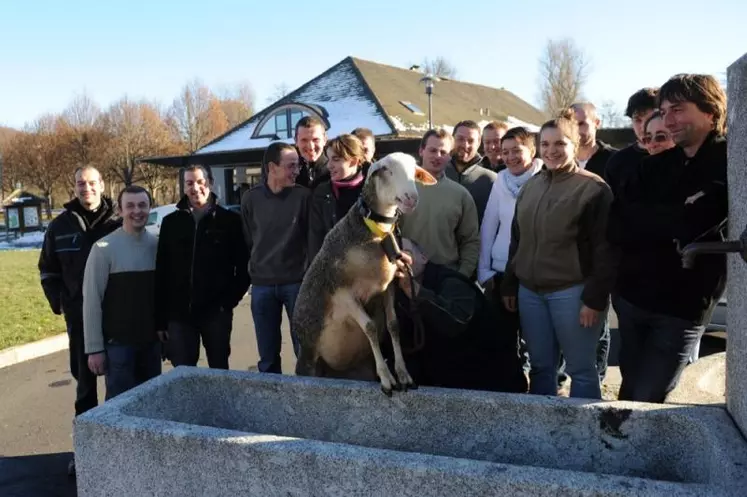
{"left": 38, "top": 71, "right": 728, "bottom": 475}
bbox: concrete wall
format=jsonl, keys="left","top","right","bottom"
{"left": 74, "top": 368, "right": 747, "bottom": 497}
{"left": 726, "top": 54, "right": 747, "bottom": 437}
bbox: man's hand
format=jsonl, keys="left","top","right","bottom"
{"left": 157, "top": 330, "right": 169, "bottom": 343}
{"left": 580, "top": 305, "right": 600, "bottom": 328}
{"left": 88, "top": 352, "right": 107, "bottom": 376}
{"left": 503, "top": 296, "right": 517, "bottom": 313}
{"left": 482, "top": 277, "right": 495, "bottom": 294}
{"left": 394, "top": 252, "right": 413, "bottom": 279}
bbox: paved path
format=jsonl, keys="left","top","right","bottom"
{"left": 0, "top": 298, "right": 725, "bottom": 497}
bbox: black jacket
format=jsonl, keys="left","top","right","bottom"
{"left": 296, "top": 153, "right": 329, "bottom": 189}
{"left": 38, "top": 197, "right": 120, "bottom": 320}
{"left": 604, "top": 143, "right": 648, "bottom": 198}
{"left": 392, "top": 263, "right": 528, "bottom": 393}
{"left": 584, "top": 141, "right": 617, "bottom": 178}
{"left": 607, "top": 132, "right": 727, "bottom": 323}
{"left": 308, "top": 178, "right": 364, "bottom": 262}
{"left": 480, "top": 155, "right": 506, "bottom": 173}
{"left": 155, "top": 194, "right": 250, "bottom": 329}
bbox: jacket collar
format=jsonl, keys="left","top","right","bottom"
{"left": 64, "top": 196, "right": 116, "bottom": 230}
{"left": 450, "top": 154, "right": 483, "bottom": 175}
{"left": 176, "top": 192, "right": 218, "bottom": 211}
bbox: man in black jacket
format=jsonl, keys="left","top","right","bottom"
{"left": 155, "top": 165, "right": 249, "bottom": 370}
{"left": 571, "top": 102, "right": 618, "bottom": 178}
{"left": 294, "top": 116, "right": 329, "bottom": 189}
{"left": 38, "top": 166, "right": 120, "bottom": 475}
{"left": 608, "top": 74, "right": 728, "bottom": 403}
{"left": 391, "top": 239, "right": 527, "bottom": 393}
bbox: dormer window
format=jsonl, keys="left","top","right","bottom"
{"left": 253, "top": 104, "right": 325, "bottom": 139}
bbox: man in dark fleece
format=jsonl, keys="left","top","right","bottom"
{"left": 38, "top": 166, "right": 120, "bottom": 476}
{"left": 571, "top": 102, "right": 618, "bottom": 179}
{"left": 445, "top": 120, "right": 497, "bottom": 224}
{"left": 241, "top": 142, "right": 311, "bottom": 373}
{"left": 604, "top": 88, "right": 659, "bottom": 198}
{"left": 390, "top": 239, "right": 528, "bottom": 394}
{"left": 294, "top": 116, "right": 329, "bottom": 189}
{"left": 608, "top": 74, "right": 728, "bottom": 403}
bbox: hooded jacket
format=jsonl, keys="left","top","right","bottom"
{"left": 39, "top": 196, "right": 120, "bottom": 319}
{"left": 154, "top": 193, "right": 249, "bottom": 329}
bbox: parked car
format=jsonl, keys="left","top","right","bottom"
{"left": 145, "top": 204, "right": 177, "bottom": 236}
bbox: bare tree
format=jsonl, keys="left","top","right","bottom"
{"left": 218, "top": 82, "right": 255, "bottom": 128}
{"left": 538, "top": 38, "right": 590, "bottom": 116}
{"left": 422, "top": 57, "right": 458, "bottom": 79}
{"left": 169, "top": 79, "right": 229, "bottom": 153}
{"left": 266, "top": 83, "right": 291, "bottom": 104}
{"left": 599, "top": 100, "right": 629, "bottom": 128}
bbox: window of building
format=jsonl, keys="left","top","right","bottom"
{"left": 253, "top": 105, "right": 324, "bottom": 139}
{"left": 399, "top": 101, "right": 425, "bottom": 115}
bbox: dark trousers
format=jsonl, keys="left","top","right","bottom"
{"left": 250, "top": 283, "right": 302, "bottom": 373}
{"left": 104, "top": 341, "right": 162, "bottom": 400}
{"left": 487, "top": 273, "right": 529, "bottom": 374}
{"left": 167, "top": 309, "right": 233, "bottom": 369}
{"left": 615, "top": 296, "right": 705, "bottom": 403}
{"left": 65, "top": 315, "right": 99, "bottom": 416}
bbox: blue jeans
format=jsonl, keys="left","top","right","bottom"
{"left": 519, "top": 284, "right": 602, "bottom": 399}
{"left": 557, "top": 309, "right": 611, "bottom": 385}
{"left": 104, "top": 341, "right": 162, "bottom": 400}
{"left": 250, "top": 283, "right": 301, "bottom": 373}
{"left": 615, "top": 297, "right": 705, "bottom": 403}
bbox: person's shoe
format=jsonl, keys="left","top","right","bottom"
{"left": 67, "top": 457, "right": 76, "bottom": 477}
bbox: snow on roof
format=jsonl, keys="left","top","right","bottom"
{"left": 391, "top": 115, "right": 541, "bottom": 135}
{"left": 196, "top": 60, "right": 392, "bottom": 156}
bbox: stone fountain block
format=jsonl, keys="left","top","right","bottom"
{"left": 74, "top": 367, "right": 747, "bottom": 497}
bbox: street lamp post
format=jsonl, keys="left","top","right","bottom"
{"left": 419, "top": 73, "right": 437, "bottom": 130}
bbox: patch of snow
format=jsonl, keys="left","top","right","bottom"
{"left": 0, "top": 230, "right": 45, "bottom": 251}
{"left": 391, "top": 115, "right": 541, "bottom": 135}
{"left": 196, "top": 60, "right": 393, "bottom": 156}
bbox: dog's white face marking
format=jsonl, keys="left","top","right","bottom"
{"left": 367, "top": 152, "right": 437, "bottom": 214}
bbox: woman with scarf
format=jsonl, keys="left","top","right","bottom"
{"left": 308, "top": 134, "right": 367, "bottom": 263}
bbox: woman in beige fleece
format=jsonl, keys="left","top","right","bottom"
{"left": 501, "top": 109, "right": 617, "bottom": 400}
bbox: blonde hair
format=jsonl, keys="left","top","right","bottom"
{"left": 326, "top": 134, "right": 366, "bottom": 164}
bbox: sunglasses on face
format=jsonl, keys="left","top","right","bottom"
{"left": 642, "top": 133, "right": 670, "bottom": 145}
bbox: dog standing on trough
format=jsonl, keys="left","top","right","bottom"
{"left": 293, "top": 152, "right": 437, "bottom": 394}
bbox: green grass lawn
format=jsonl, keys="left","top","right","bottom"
{"left": 0, "top": 250, "right": 66, "bottom": 350}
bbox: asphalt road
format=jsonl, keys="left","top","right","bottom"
{"left": 0, "top": 298, "right": 725, "bottom": 497}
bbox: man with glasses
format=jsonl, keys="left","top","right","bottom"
{"left": 241, "top": 142, "right": 311, "bottom": 373}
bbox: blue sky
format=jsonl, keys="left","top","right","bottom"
{"left": 1, "top": 0, "right": 745, "bottom": 128}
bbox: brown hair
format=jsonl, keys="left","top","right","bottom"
{"left": 351, "top": 127, "right": 374, "bottom": 141}
{"left": 294, "top": 115, "right": 326, "bottom": 137}
{"left": 326, "top": 134, "right": 366, "bottom": 164}
{"left": 483, "top": 120, "right": 509, "bottom": 133}
{"left": 500, "top": 127, "right": 536, "bottom": 156}
{"left": 658, "top": 74, "right": 726, "bottom": 135}
{"left": 263, "top": 141, "right": 296, "bottom": 173}
{"left": 539, "top": 108, "right": 581, "bottom": 150}
{"left": 626, "top": 88, "right": 659, "bottom": 118}
{"left": 453, "top": 120, "right": 480, "bottom": 135}
{"left": 419, "top": 128, "right": 454, "bottom": 150}
{"left": 182, "top": 165, "right": 213, "bottom": 183}
{"left": 117, "top": 185, "right": 152, "bottom": 208}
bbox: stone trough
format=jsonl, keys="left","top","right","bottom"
{"left": 74, "top": 367, "right": 747, "bottom": 497}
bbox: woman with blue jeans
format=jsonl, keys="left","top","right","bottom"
{"left": 501, "top": 110, "right": 618, "bottom": 399}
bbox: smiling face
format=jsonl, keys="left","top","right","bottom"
{"left": 326, "top": 149, "right": 360, "bottom": 181}
{"left": 119, "top": 191, "right": 151, "bottom": 232}
{"left": 501, "top": 138, "right": 534, "bottom": 176}
{"left": 75, "top": 167, "right": 104, "bottom": 210}
{"left": 642, "top": 116, "right": 676, "bottom": 155}
{"left": 540, "top": 127, "right": 576, "bottom": 170}
{"left": 453, "top": 126, "right": 480, "bottom": 163}
{"left": 483, "top": 127, "right": 505, "bottom": 164}
{"left": 268, "top": 148, "right": 300, "bottom": 187}
{"left": 295, "top": 124, "right": 326, "bottom": 163}
{"left": 419, "top": 135, "right": 453, "bottom": 178}
{"left": 660, "top": 99, "right": 714, "bottom": 150}
{"left": 185, "top": 168, "right": 211, "bottom": 208}
{"left": 631, "top": 108, "right": 656, "bottom": 145}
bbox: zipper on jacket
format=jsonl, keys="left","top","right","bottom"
{"left": 529, "top": 176, "right": 553, "bottom": 285}
{"left": 188, "top": 217, "right": 199, "bottom": 314}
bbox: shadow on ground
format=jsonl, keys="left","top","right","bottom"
{"left": 0, "top": 452, "right": 77, "bottom": 497}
